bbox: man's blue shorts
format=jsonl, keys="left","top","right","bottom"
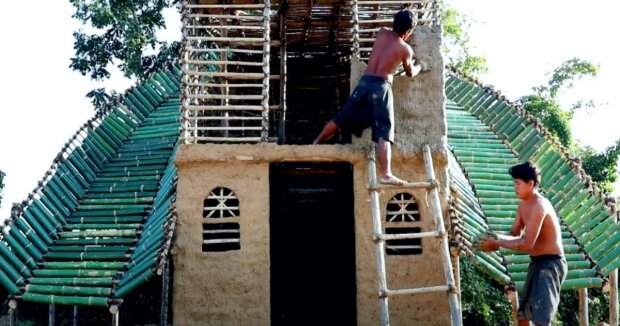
{"left": 333, "top": 75, "right": 394, "bottom": 143}
{"left": 518, "top": 254, "right": 567, "bottom": 325}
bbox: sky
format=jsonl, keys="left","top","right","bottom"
{"left": 0, "top": 1, "right": 619, "bottom": 219}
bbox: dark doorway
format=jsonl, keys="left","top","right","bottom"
{"left": 270, "top": 162, "right": 357, "bottom": 325}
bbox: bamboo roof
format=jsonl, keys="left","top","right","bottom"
{"left": 1, "top": 62, "right": 619, "bottom": 318}
{"left": 446, "top": 71, "right": 620, "bottom": 291}
{"left": 0, "top": 66, "right": 181, "bottom": 309}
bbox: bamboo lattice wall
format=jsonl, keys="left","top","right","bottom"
{"left": 180, "top": 0, "right": 440, "bottom": 144}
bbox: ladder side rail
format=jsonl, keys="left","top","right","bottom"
{"left": 422, "top": 144, "right": 463, "bottom": 326}
{"left": 367, "top": 148, "right": 390, "bottom": 326}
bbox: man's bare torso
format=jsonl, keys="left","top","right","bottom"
{"left": 365, "top": 28, "right": 410, "bottom": 82}
{"left": 519, "top": 194, "right": 564, "bottom": 256}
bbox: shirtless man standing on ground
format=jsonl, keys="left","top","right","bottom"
{"left": 477, "top": 161, "right": 567, "bottom": 326}
{"left": 313, "top": 9, "right": 423, "bottom": 185}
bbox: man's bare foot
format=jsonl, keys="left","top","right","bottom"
{"left": 380, "top": 175, "right": 407, "bottom": 185}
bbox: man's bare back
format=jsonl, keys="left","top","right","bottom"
{"left": 365, "top": 28, "right": 418, "bottom": 82}
{"left": 515, "top": 193, "right": 564, "bottom": 256}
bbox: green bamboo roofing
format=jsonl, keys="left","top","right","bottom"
{"left": 0, "top": 66, "right": 180, "bottom": 307}
{"left": 446, "top": 69, "right": 620, "bottom": 291}
{"left": 1, "top": 65, "right": 620, "bottom": 309}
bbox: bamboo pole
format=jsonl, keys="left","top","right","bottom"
{"left": 352, "top": 0, "right": 360, "bottom": 58}
{"left": 451, "top": 247, "right": 461, "bottom": 305}
{"left": 73, "top": 306, "right": 79, "bottom": 326}
{"left": 184, "top": 14, "right": 264, "bottom": 20}
{"left": 186, "top": 48, "right": 263, "bottom": 54}
{"left": 278, "top": 0, "right": 288, "bottom": 144}
{"left": 9, "top": 299, "right": 17, "bottom": 326}
{"left": 261, "top": 0, "right": 271, "bottom": 142}
{"left": 184, "top": 25, "right": 264, "bottom": 30}
{"left": 505, "top": 286, "right": 519, "bottom": 326}
{"left": 160, "top": 257, "right": 170, "bottom": 326}
{"left": 185, "top": 36, "right": 266, "bottom": 44}
{"left": 366, "top": 145, "right": 390, "bottom": 325}
{"left": 112, "top": 310, "right": 119, "bottom": 326}
{"left": 220, "top": 17, "right": 230, "bottom": 139}
{"left": 182, "top": 70, "right": 264, "bottom": 79}
{"left": 181, "top": 1, "right": 191, "bottom": 144}
{"left": 49, "top": 304, "right": 56, "bottom": 326}
{"left": 432, "top": 0, "right": 440, "bottom": 26}
{"left": 610, "top": 210, "right": 619, "bottom": 326}
{"left": 183, "top": 60, "right": 263, "bottom": 66}
{"left": 358, "top": 0, "right": 430, "bottom": 4}
{"left": 579, "top": 287, "right": 589, "bottom": 326}
{"left": 185, "top": 4, "right": 266, "bottom": 9}
{"left": 423, "top": 144, "right": 462, "bottom": 326}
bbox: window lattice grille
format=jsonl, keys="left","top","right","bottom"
{"left": 204, "top": 187, "right": 240, "bottom": 218}
{"left": 386, "top": 192, "right": 420, "bottom": 222}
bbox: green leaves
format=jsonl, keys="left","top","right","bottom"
{"left": 441, "top": 3, "right": 488, "bottom": 75}
{"left": 547, "top": 58, "right": 599, "bottom": 98}
{"left": 460, "top": 256, "right": 512, "bottom": 326}
{"left": 86, "top": 88, "right": 121, "bottom": 111}
{"left": 576, "top": 139, "right": 620, "bottom": 194}
{"left": 69, "top": 0, "right": 177, "bottom": 81}
{"left": 521, "top": 94, "right": 573, "bottom": 148}
{"left": 522, "top": 58, "right": 618, "bottom": 194}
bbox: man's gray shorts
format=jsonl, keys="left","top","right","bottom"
{"left": 518, "top": 254, "right": 567, "bottom": 325}
{"left": 333, "top": 75, "right": 394, "bottom": 143}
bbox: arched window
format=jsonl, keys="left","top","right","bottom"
{"left": 203, "top": 187, "right": 240, "bottom": 218}
{"left": 386, "top": 192, "right": 420, "bottom": 222}
{"left": 202, "top": 187, "right": 240, "bottom": 252}
{"left": 385, "top": 192, "right": 422, "bottom": 256}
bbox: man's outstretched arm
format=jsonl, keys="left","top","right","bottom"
{"left": 487, "top": 206, "right": 546, "bottom": 252}
{"left": 402, "top": 46, "right": 421, "bottom": 77}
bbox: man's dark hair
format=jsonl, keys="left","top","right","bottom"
{"left": 508, "top": 161, "right": 541, "bottom": 186}
{"left": 393, "top": 10, "right": 415, "bottom": 36}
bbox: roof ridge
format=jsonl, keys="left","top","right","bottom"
{"left": 448, "top": 66, "right": 618, "bottom": 220}
{"left": 5, "top": 65, "right": 181, "bottom": 227}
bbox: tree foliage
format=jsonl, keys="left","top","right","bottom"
{"left": 576, "top": 139, "right": 620, "bottom": 194}
{"left": 441, "top": 3, "right": 488, "bottom": 75}
{"left": 521, "top": 94, "right": 573, "bottom": 148}
{"left": 69, "top": 0, "right": 180, "bottom": 110}
{"left": 519, "top": 58, "right": 620, "bottom": 194}
{"left": 522, "top": 58, "right": 599, "bottom": 148}
{"left": 531, "top": 58, "right": 599, "bottom": 102}
{"left": 460, "top": 256, "right": 512, "bottom": 325}
{"left": 555, "top": 288, "right": 609, "bottom": 325}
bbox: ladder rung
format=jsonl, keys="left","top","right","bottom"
{"left": 384, "top": 285, "right": 450, "bottom": 297}
{"left": 377, "top": 231, "right": 443, "bottom": 241}
{"left": 369, "top": 181, "right": 435, "bottom": 190}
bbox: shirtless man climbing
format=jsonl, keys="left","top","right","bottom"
{"left": 477, "top": 161, "right": 567, "bottom": 326}
{"left": 313, "top": 9, "right": 423, "bottom": 185}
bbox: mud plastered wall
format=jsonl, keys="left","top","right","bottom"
{"left": 174, "top": 144, "right": 370, "bottom": 325}
{"left": 172, "top": 157, "right": 270, "bottom": 325}
{"left": 351, "top": 25, "right": 452, "bottom": 326}
{"left": 174, "top": 153, "right": 451, "bottom": 325}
